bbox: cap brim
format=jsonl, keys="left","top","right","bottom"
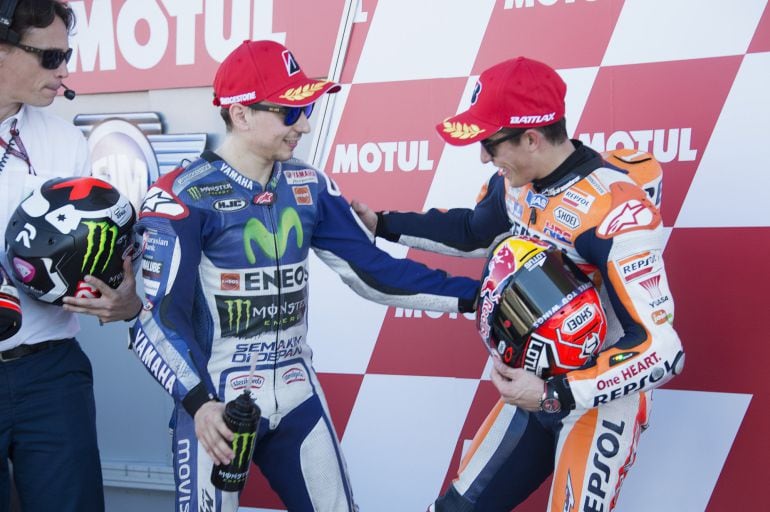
{"left": 266, "top": 78, "right": 341, "bottom": 107}
{"left": 435, "top": 110, "right": 501, "bottom": 146}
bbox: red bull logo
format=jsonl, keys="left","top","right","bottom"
{"left": 481, "top": 244, "right": 517, "bottom": 300}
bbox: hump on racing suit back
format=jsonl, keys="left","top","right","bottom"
{"left": 602, "top": 148, "right": 663, "bottom": 208}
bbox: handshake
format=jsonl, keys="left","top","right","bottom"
{"left": 0, "top": 262, "right": 21, "bottom": 341}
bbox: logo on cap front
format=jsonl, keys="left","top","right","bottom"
{"left": 442, "top": 121, "right": 485, "bottom": 140}
{"left": 282, "top": 50, "right": 300, "bottom": 76}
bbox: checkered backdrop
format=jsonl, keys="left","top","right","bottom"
{"left": 65, "top": 1, "right": 770, "bottom": 511}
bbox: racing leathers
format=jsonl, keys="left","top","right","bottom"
{"left": 374, "top": 143, "right": 684, "bottom": 511}
{"left": 130, "top": 151, "right": 478, "bottom": 512}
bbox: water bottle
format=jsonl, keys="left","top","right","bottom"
{"left": 210, "top": 390, "right": 261, "bottom": 491}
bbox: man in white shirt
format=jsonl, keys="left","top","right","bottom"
{"left": 0, "top": 1, "right": 142, "bottom": 510}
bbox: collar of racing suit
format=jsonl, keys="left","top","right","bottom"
{"left": 200, "top": 150, "right": 281, "bottom": 188}
{"left": 531, "top": 139, "right": 604, "bottom": 197}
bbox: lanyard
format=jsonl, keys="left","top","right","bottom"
{"left": 0, "top": 120, "right": 36, "bottom": 176}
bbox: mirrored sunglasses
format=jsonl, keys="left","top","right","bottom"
{"left": 248, "top": 103, "right": 314, "bottom": 126}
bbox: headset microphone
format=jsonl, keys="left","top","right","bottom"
{"left": 62, "top": 84, "right": 76, "bottom": 100}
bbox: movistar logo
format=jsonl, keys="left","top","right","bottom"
{"left": 225, "top": 299, "right": 252, "bottom": 336}
{"left": 243, "top": 208, "right": 303, "bottom": 263}
{"left": 82, "top": 221, "right": 118, "bottom": 274}
{"left": 231, "top": 431, "right": 256, "bottom": 467}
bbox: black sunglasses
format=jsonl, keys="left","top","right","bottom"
{"left": 12, "top": 41, "right": 72, "bottom": 70}
{"left": 481, "top": 131, "right": 524, "bottom": 158}
{"left": 248, "top": 103, "right": 314, "bottom": 126}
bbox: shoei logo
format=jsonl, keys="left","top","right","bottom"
{"left": 82, "top": 221, "right": 118, "bottom": 274}
{"left": 563, "top": 304, "right": 595, "bottom": 334}
{"left": 243, "top": 208, "right": 304, "bottom": 263}
{"left": 224, "top": 298, "right": 252, "bottom": 337}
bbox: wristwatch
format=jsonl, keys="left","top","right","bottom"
{"left": 539, "top": 379, "right": 561, "bottom": 414}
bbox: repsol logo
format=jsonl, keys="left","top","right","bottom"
{"left": 332, "top": 141, "right": 434, "bottom": 173}
{"left": 577, "top": 128, "right": 697, "bottom": 163}
{"left": 593, "top": 353, "right": 684, "bottom": 406}
{"left": 583, "top": 419, "right": 625, "bottom": 512}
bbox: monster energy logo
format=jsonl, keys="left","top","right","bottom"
{"left": 81, "top": 221, "right": 118, "bottom": 274}
{"left": 231, "top": 431, "right": 256, "bottom": 467}
{"left": 188, "top": 186, "right": 202, "bottom": 200}
{"left": 225, "top": 299, "right": 252, "bottom": 336}
{"left": 243, "top": 208, "right": 303, "bottom": 263}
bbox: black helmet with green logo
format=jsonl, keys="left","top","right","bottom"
{"left": 4, "top": 177, "right": 136, "bottom": 305}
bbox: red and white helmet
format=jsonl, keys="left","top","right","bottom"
{"left": 476, "top": 236, "right": 607, "bottom": 377}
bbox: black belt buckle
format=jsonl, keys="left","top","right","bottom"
{"left": 0, "top": 347, "right": 27, "bottom": 363}
{"left": 0, "top": 339, "right": 66, "bottom": 362}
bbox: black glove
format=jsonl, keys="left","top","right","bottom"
{"left": 0, "top": 262, "right": 22, "bottom": 341}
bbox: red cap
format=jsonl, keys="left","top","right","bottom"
{"left": 213, "top": 40, "right": 340, "bottom": 107}
{"left": 436, "top": 57, "right": 566, "bottom": 146}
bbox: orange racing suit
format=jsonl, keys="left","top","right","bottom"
{"left": 374, "top": 143, "right": 684, "bottom": 511}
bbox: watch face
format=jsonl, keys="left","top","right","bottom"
{"left": 541, "top": 397, "right": 561, "bottom": 414}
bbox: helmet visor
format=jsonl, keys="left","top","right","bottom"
{"left": 494, "top": 250, "right": 593, "bottom": 349}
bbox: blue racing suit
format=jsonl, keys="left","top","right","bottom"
{"left": 130, "top": 151, "right": 477, "bottom": 512}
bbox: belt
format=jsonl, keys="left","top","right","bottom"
{"left": 0, "top": 339, "right": 70, "bottom": 363}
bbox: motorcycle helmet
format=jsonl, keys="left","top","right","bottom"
{"left": 5, "top": 177, "right": 136, "bottom": 305}
{"left": 477, "top": 235, "right": 607, "bottom": 377}
{"left": 0, "top": 261, "right": 21, "bottom": 340}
